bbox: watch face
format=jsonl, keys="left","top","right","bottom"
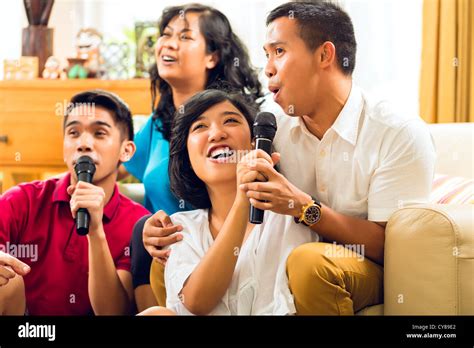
{"left": 304, "top": 205, "right": 321, "bottom": 225}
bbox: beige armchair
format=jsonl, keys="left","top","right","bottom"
{"left": 359, "top": 123, "right": 474, "bottom": 315}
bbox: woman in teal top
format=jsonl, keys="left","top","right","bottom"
{"left": 124, "top": 117, "right": 179, "bottom": 214}
{"left": 123, "top": 3, "right": 263, "bottom": 311}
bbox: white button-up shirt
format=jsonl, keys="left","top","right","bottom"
{"left": 273, "top": 84, "right": 436, "bottom": 222}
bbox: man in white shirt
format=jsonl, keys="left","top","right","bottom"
{"left": 237, "top": 1, "right": 435, "bottom": 314}
{"left": 143, "top": 1, "right": 435, "bottom": 315}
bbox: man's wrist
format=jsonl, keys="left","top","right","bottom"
{"left": 292, "top": 191, "right": 313, "bottom": 218}
{"left": 87, "top": 223, "right": 106, "bottom": 242}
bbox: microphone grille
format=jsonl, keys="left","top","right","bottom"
{"left": 76, "top": 156, "right": 94, "bottom": 165}
{"left": 253, "top": 112, "right": 277, "bottom": 140}
{"left": 74, "top": 156, "right": 96, "bottom": 175}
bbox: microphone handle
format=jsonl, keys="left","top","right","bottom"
{"left": 249, "top": 138, "right": 272, "bottom": 224}
{"left": 76, "top": 172, "right": 93, "bottom": 235}
{"left": 76, "top": 208, "right": 90, "bottom": 236}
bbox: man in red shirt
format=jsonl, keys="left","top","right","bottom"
{"left": 0, "top": 90, "right": 149, "bottom": 315}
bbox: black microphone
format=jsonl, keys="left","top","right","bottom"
{"left": 74, "top": 156, "right": 96, "bottom": 235}
{"left": 249, "top": 112, "right": 277, "bottom": 224}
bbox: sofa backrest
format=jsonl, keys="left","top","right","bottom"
{"left": 428, "top": 123, "right": 473, "bottom": 179}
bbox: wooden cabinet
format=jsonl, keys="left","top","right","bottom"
{"left": 0, "top": 79, "right": 151, "bottom": 193}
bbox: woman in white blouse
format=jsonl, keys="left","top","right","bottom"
{"left": 139, "top": 89, "right": 318, "bottom": 315}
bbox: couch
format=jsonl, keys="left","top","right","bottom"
{"left": 359, "top": 122, "right": 473, "bottom": 315}
{"left": 120, "top": 121, "right": 474, "bottom": 315}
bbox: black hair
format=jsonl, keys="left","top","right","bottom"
{"left": 266, "top": 1, "right": 357, "bottom": 75}
{"left": 169, "top": 89, "right": 258, "bottom": 209}
{"left": 64, "top": 89, "right": 134, "bottom": 141}
{"left": 150, "top": 3, "right": 264, "bottom": 141}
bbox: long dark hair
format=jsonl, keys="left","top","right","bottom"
{"left": 169, "top": 89, "right": 258, "bottom": 209}
{"left": 150, "top": 3, "right": 263, "bottom": 141}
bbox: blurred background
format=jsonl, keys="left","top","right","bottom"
{"left": 1, "top": 0, "right": 426, "bottom": 113}
{"left": 0, "top": 0, "right": 472, "bottom": 192}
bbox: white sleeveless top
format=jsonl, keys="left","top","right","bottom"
{"left": 164, "top": 209, "right": 319, "bottom": 315}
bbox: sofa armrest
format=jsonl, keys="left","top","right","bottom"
{"left": 118, "top": 183, "right": 145, "bottom": 206}
{"left": 384, "top": 204, "right": 474, "bottom": 315}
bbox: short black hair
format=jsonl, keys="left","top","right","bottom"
{"left": 266, "top": 1, "right": 357, "bottom": 75}
{"left": 64, "top": 89, "right": 134, "bottom": 141}
{"left": 169, "top": 89, "right": 258, "bottom": 209}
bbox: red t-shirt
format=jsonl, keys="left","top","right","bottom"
{"left": 0, "top": 173, "right": 149, "bottom": 315}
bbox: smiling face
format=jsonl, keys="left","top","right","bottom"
{"left": 155, "top": 11, "right": 217, "bottom": 89}
{"left": 63, "top": 106, "right": 134, "bottom": 183}
{"left": 264, "top": 17, "right": 324, "bottom": 117}
{"left": 186, "top": 100, "right": 253, "bottom": 187}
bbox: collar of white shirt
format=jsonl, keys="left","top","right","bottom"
{"left": 289, "top": 84, "right": 364, "bottom": 146}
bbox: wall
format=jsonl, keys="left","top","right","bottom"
{"left": 0, "top": 0, "right": 423, "bottom": 116}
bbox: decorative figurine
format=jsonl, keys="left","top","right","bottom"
{"left": 42, "top": 56, "right": 62, "bottom": 79}
{"left": 76, "top": 28, "right": 103, "bottom": 77}
{"left": 66, "top": 28, "right": 102, "bottom": 79}
{"left": 66, "top": 58, "right": 88, "bottom": 79}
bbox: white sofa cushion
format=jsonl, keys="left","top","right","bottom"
{"left": 428, "top": 123, "right": 474, "bottom": 179}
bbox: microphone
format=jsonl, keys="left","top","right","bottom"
{"left": 74, "top": 156, "right": 96, "bottom": 235}
{"left": 249, "top": 112, "right": 277, "bottom": 224}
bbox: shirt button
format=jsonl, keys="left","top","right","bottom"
{"left": 320, "top": 149, "right": 326, "bottom": 157}
{"left": 320, "top": 186, "right": 327, "bottom": 192}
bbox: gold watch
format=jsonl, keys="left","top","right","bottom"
{"left": 294, "top": 197, "right": 322, "bottom": 226}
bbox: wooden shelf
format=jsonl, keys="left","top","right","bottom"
{"left": 0, "top": 78, "right": 149, "bottom": 87}
{"left": 0, "top": 78, "right": 152, "bottom": 114}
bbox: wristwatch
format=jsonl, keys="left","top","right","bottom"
{"left": 294, "top": 197, "right": 322, "bottom": 226}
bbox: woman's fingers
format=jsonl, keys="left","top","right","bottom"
{"left": 150, "top": 210, "right": 173, "bottom": 228}
{"left": 143, "top": 211, "right": 183, "bottom": 258}
{"left": 149, "top": 248, "right": 170, "bottom": 260}
{"left": 144, "top": 224, "right": 183, "bottom": 239}
{"left": 241, "top": 149, "right": 274, "bottom": 166}
{"left": 245, "top": 190, "right": 274, "bottom": 202}
{"left": 240, "top": 170, "right": 267, "bottom": 185}
{"left": 250, "top": 149, "right": 273, "bottom": 165}
{"left": 271, "top": 152, "right": 281, "bottom": 166}
{"left": 145, "top": 233, "right": 183, "bottom": 248}
{"left": 247, "top": 160, "right": 278, "bottom": 180}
